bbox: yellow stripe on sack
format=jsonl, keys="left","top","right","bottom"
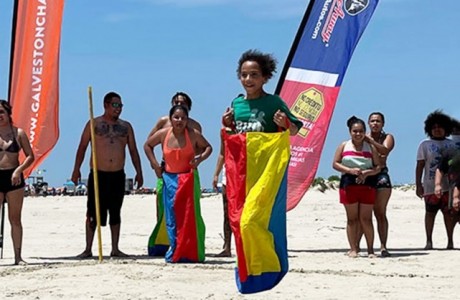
{"left": 240, "top": 131, "right": 290, "bottom": 276}
{"left": 157, "top": 216, "right": 169, "bottom": 244}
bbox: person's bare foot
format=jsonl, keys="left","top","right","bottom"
{"left": 347, "top": 250, "right": 358, "bottom": 258}
{"left": 77, "top": 250, "right": 93, "bottom": 258}
{"left": 424, "top": 241, "right": 433, "bottom": 250}
{"left": 110, "top": 250, "right": 129, "bottom": 257}
{"left": 14, "top": 259, "right": 27, "bottom": 266}
{"left": 215, "top": 249, "right": 231, "bottom": 257}
{"left": 381, "top": 249, "right": 391, "bottom": 257}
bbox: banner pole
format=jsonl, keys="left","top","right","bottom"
{"left": 7, "top": 0, "right": 19, "bottom": 99}
{"left": 2, "top": 0, "right": 18, "bottom": 260}
{"left": 275, "top": 0, "right": 316, "bottom": 95}
{"left": 88, "top": 86, "right": 103, "bottom": 262}
{"left": 0, "top": 202, "right": 5, "bottom": 259}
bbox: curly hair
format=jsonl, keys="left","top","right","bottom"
{"left": 237, "top": 49, "right": 277, "bottom": 80}
{"left": 451, "top": 118, "right": 460, "bottom": 132}
{"left": 424, "top": 110, "right": 452, "bottom": 137}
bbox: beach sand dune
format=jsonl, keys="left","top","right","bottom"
{"left": 1, "top": 189, "right": 460, "bottom": 299}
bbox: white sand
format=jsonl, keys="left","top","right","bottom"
{"left": 1, "top": 189, "right": 460, "bottom": 299}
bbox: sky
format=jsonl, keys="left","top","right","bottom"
{"left": 0, "top": 0, "right": 459, "bottom": 189}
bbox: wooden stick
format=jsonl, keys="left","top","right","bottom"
{"left": 88, "top": 86, "right": 103, "bottom": 262}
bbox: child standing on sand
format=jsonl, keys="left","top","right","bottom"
{"left": 416, "top": 110, "right": 456, "bottom": 250}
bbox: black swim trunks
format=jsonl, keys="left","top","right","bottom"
{"left": 86, "top": 169, "right": 126, "bottom": 229}
{"left": 0, "top": 168, "right": 25, "bottom": 194}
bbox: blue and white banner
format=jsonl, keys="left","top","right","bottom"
{"left": 275, "top": 0, "right": 380, "bottom": 210}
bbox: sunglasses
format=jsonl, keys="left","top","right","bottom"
{"left": 111, "top": 102, "right": 123, "bottom": 108}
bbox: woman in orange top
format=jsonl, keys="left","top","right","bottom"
{"left": 144, "top": 105, "right": 212, "bottom": 177}
{"left": 144, "top": 105, "right": 212, "bottom": 262}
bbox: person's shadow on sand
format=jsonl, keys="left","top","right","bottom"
{"left": 288, "top": 247, "right": 432, "bottom": 258}
{"left": 34, "top": 254, "right": 235, "bottom": 265}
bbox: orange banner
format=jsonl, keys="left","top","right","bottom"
{"left": 9, "top": 0, "right": 65, "bottom": 178}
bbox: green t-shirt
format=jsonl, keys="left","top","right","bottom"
{"left": 231, "top": 94, "right": 303, "bottom": 133}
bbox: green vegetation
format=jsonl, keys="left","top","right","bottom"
{"left": 311, "top": 176, "right": 340, "bottom": 193}
{"left": 312, "top": 177, "right": 325, "bottom": 186}
{"left": 327, "top": 175, "right": 340, "bottom": 182}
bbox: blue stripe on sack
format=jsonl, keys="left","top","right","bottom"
{"left": 163, "top": 173, "right": 179, "bottom": 263}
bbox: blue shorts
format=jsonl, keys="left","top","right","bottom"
{"left": 375, "top": 167, "right": 392, "bottom": 189}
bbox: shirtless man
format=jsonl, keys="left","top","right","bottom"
{"left": 71, "top": 91, "right": 143, "bottom": 258}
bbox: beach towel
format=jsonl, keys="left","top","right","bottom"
{"left": 147, "top": 179, "right": 169, "bottom": 256}
{"left": 224, "top": 130, "right": 291, "bottom": 294}
{"left": 163, "top": 170, "right": 205, "bottom": 263}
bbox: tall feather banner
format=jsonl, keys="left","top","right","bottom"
{"left": 275, "top": 0, "right": 379, "bottom": 210}
{"left": 9, "top": 0, "right": 65, "bottom": 177}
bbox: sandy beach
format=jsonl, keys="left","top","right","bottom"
{"left": 1, "top": 188, "right": 460, "bottom": 299}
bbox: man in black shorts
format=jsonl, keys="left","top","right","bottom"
{"left": 71, "top": 92, "right": 143, "bottom": 258}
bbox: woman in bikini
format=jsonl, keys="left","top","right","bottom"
{"left": 365, "top": 112, "right": 395, "bottom": 257}
{"left": 144, "top": 105, "right": 212, "bottom": 262}
{"left": 0, "top": 100, "right": 34, "bottom": 265}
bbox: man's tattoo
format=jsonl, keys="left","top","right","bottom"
{"left": 95, "top": 121, "right": 128, "bottom": 143}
